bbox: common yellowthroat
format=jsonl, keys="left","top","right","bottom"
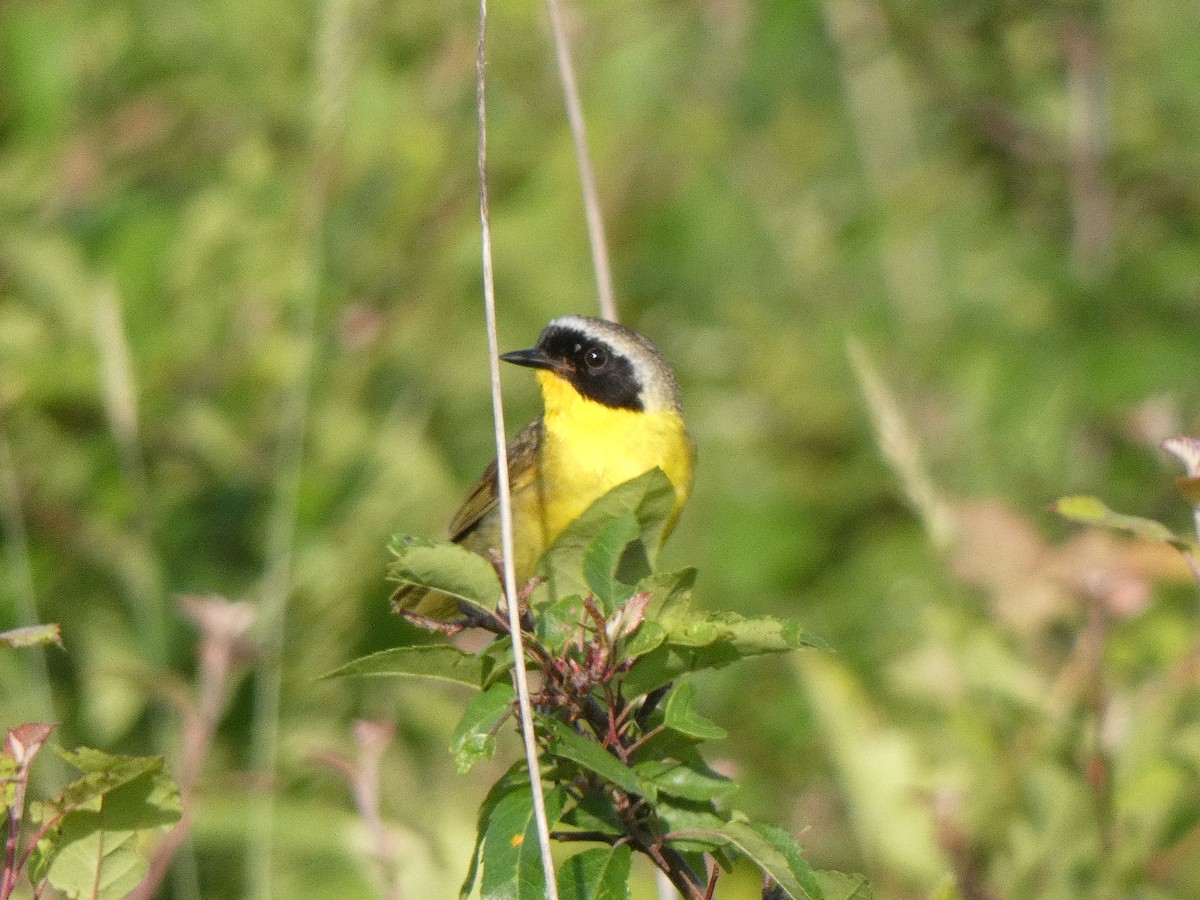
{"left": 397, "top": 316, "right": 694, "bottom": 617}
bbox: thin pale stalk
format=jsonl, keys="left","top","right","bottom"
{"left": 656, "top": 869, "right": 680, "bottom": 900}
{"left": 847, "top": 338, "right": 955, "bottom": 552}
{"left": 476, "top": 1, "right": 560, "bottom": 897}
{"left": 134, "top": 599, "right": 253, "bottom": 900}
{"left": 0, "top": 435, "right": 54, "bottom": 727}
{"left": 545, "top": 0, "right": 617, "bottom": 323}
{"left": 247, "top": 0, "right": 355, "bottom": 895}
{"left": 344, "top": 721, "right": 402, "bottom": 900}
{"left": 93, "top": 284, "right": 168, "bottom": 666}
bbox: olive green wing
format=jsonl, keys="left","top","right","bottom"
{"left": 392, "top": 420, "right": 542, "bottom": 622}
{"left": 448, "top": 418, "right": 542, "bottom": 543}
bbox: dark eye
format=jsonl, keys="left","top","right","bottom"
{"left": 584, "top": 346, "right": 608, "bottom": 370}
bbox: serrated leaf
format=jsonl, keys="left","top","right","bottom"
{"left": 622, "top": 610, "right": 821, "bottom": 698}
{"left": 388, "top": 535, "right": 502, "bottom": 618}
{"left": 614, "top": 568, "right": 697, "bottom": 663}
{"left": 717, "top": 821, "right": 823, "bottom": 900}
{"left": 622, "top": 644, "right": 735, "bottom": 699}
{"left": 583, "top": 514, "right": 641, "bottom": 610}
{"left": 625, "top": 717, "right": 704, "bottom": 764}
{"left": 664, "top": 681, "right": 728, "bottom": 741}
{"left": 672, "top": 608, "right": 820, "bottom": 653}
{"left": 634, "top": 758, "right": 736, "bottom": 802}
{"left": 47, "top": 750, "right": 163, "bottom": 816}
{"left": 480, "top": 785, "right": 567, "bottom": 900}
{"left": 0, "top": 623, "right": 62, "bottom": 649}
{"left": 1051, "top": 495, "right": 1186, "bottom": 546}
{"left": 481, "top": 637, "right": 517, "bottom": 689}
{"left": 537, "top": 595, "right": 587, "bottom": 653}
{"left": 451, "top": 682, "right": 515, "bottom": 774}
{"left": 537, "top": 469, "right": 676, "bottom": 603}
{"left": 559, "top": 845, "right": 632, "bottom": 900}
{"left": 543, "top": 718, "right": 653, "bottom": 800}
{"left": 321, "top": 644, "right": 494, "bottom": 689}
{"left": 42, "top": 827, "right": 147, "bottom": 899}
{"left": 33, "top": 752, "right": 180, "bottom": 900}
{"left": 622, "top": 620, "right": 666, "bottom": 659}
{"left": 654, "top": 797, "right": 729, "bottom": 853}
{"left": 639, "top": 567, "right": 697, "bottom": 620}
{"left": 460, "top": 763, "right": 529, "bottom": 899}
{"left": 559, "top": 792, "right": 623, "bottom": 837}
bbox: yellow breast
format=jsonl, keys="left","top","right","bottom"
{"left": 533, "top": 370, "right": 694, "bottom": 547}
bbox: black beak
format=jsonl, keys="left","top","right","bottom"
{"left": 500, "top": 347, "right": 561, "bottom": 372}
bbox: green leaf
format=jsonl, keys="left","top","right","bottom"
{"left": 41, "top": 828, "right": 147, "bottom": 899}
{"left": 388, "top": 535, "right": 502, "bottom": 618}
{"left": 583, "top": 514, "right": 641, "bottom": 610}
{"left": 32, "top": 750, "right": 181, "bottom": 899}
{"left": 536, "top": 595, "right": 587, "bottom": 654}
{"left": 0, "top": 623, "right": 62, "bottom": 649}
{"left": 320, "top": 644, "right": 494, "bottom": 689}
{"left": 664, "top": 681, "right": 728, "bottom": 741}
{"left": 558, "top": 845, "right": 632, "bottom": 900}
{"left": 622, "top": 620, "right": 666, "bottom": 659}
{"left": 47, "top": 749, "right": 164, "bottom": 813}
{"left": 654, "top": 797, "right": 729, "bottom": 853}
{"left": 460, "top": 763, "right": 529, "bottom": 899}
{"left": 451, "top": 682, "right": 515, "bottom": 774}
{"left": 1051, "top": 495, "right": 1187, "bottom": 546}
{"left": 639, "top": 567, "right": 697, "bottom": 619}
{"left": 634, "top": 758, "right": 736, "bottom": 803}
{"left": 537, "top": 469, "right": 676, "bottom": 603}
{"left": 480, "top": 785, "right": 567, "bottom": 900}
{"left": 610, "top": 568, "right": 697, "bottom": 659}
{"left": 814, "top": 871, "right": 873, "bottom": 900}
{"left": 625, "top": 717, "right": 703, "bottom": 765}
{"left": 543, "top": 718, "right": 653, "bottom": 800}
{"left": 559, "top": 792, "right": 623, "bottom": 837}
{"left": 717, "top": 821, "right": 824, "bottom": 900}
{"left": 622, "top": 610, "right": 820, "bottom": 697}
{"left": 481, "top": 637, "right": 517, "bottom": 689}
{"left": 669, "top": 608, "right": 821, "bottom": 653}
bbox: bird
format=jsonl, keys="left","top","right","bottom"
{"left": 395, "top": 315, "right": 694, "bottom": 619}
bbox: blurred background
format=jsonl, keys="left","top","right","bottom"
{"left": 3, "top": 0, "right": 1200, "bottom": 897}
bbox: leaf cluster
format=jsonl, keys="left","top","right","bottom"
{"left": 329, "top": 470, "right": 860, "bottom": 899}
{"left": 1, "top": 724, "right": 180, "bottom": 900}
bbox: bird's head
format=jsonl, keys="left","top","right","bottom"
{"left": 501, "top": 316, "right": 682, "bottom": 415}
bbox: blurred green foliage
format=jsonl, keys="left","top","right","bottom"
{"left": 2, "top": 0, "right": 1200, "bottom": 897}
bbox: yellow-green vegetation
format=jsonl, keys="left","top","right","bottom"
{"left": 3, "top": 0, "right": 1200, "bottom": 897}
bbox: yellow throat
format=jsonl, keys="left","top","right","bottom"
{"left": 533, "top": 369, "right": 694, "bottom": 547}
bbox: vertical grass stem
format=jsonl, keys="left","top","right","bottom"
{"left": 477, "top": 1, "right": 561, "bottom": 896}
{"left": 545, "top": 0, "right": 617, "bottom": 323}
